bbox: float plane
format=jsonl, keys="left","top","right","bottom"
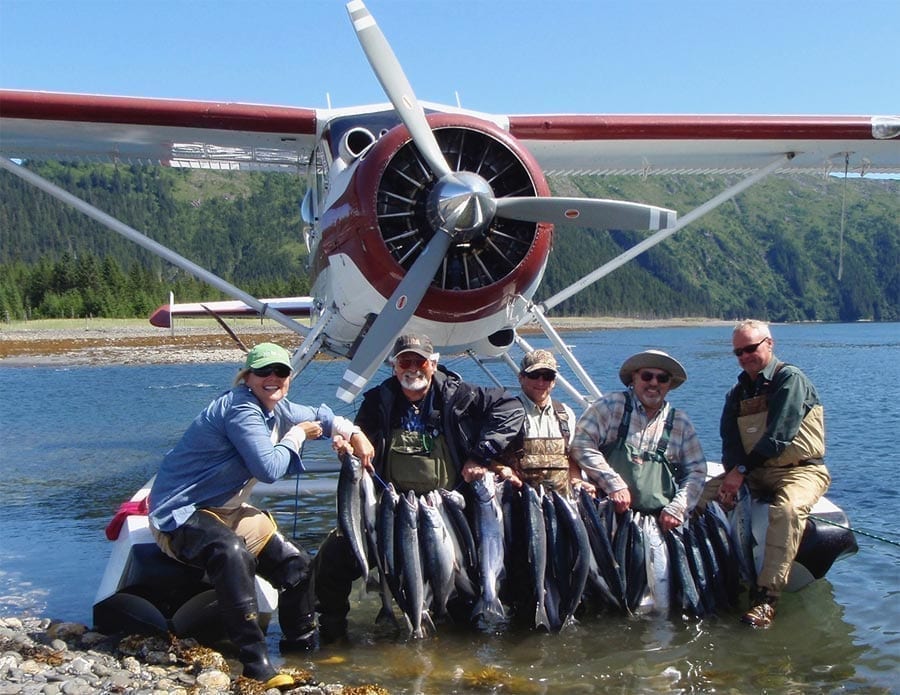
{"left": 2, "top": 0, "right": 898, "bottom": 406}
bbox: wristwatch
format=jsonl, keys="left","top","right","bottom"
{"left": 736, "top": 464, "right": 748, "bottom": 475}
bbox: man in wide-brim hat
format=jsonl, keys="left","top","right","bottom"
{"left": 569, "top": 349, "right": 707, "bottom": 536}
{"left": 618, "top": 349, "right": 688, "bottom": 390}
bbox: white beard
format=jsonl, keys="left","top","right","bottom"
{"left": 399, "top": 372, "right": 429, "bottom": 392}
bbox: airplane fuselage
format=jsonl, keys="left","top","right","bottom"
{"left": 305, "top": 110, "right": 554, "bottom": 357}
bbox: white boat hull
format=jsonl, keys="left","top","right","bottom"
{"left": 93, "top": 480, "right": 277, "bottom": 638}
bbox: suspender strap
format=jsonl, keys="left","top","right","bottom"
{"left": 655, "top": 407, "right": 676, "bottom": 456}
{"left": 618, "top": 392, "right": 674, "bottom": 456}
{"left": 551, "top": 398, "right": 571, "bottom": 454}
{"left": 616, "top": 393, "right": 633, "bottom": 443}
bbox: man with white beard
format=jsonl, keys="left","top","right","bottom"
{"left": 310, "top": 333, "right": 525, "bottom": 641}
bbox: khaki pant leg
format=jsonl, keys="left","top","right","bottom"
{"left": 152, "top": 506, "right": 277, "bottom": 559}
{"left": 216, "top": 505, "right": 278, "bottom": 557}
{"left": 756, "top": 465, "right": 831, "bottom": 592}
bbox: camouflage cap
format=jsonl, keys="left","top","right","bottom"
{"left": 520, "top": 349, "right": 558, "bottom": 374}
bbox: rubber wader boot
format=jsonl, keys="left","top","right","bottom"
{"left": 741, "top": 587, "right": 778, "bottom": 628}
{"left": 221, "top": 600, "right": 293, "bottom": 689}
{"left": 318, "top": 613, "right": 349, "bottom": 645}
{"left": 167, "top": 512, "right": 293, "bottom": 688}
{"left": 310, "top": 531, "right": 353, "bottom": 643}
{"left": 256, "top": 532, "right": 319, "bottom": 651}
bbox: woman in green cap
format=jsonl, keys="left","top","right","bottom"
{"left": 148, "top": 342, "right": 357, "bottom": 689}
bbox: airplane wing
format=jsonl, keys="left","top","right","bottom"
{"left": 2, "top": 90, "right": 898, "bottom": 175}
{"left": 0, "top": 90, "right": 319, "bottom": 171}
{"left": 508, "top": 114, "right": 900, "bottom": 176}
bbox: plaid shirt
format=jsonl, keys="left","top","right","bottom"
{"left": 570, "top": 390, "right": 707, "bottom": 522}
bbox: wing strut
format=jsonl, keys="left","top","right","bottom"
{"left": 838, "top": 153, "right": 849, "bottom": 281}
{"left": 535, "top": 154, "right": 792, "bottom": 314}
{"left": 0, "top": 157, "right": 310, "bottom": 339}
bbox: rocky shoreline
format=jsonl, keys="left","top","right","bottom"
{"left": 0, "top": 615, "right": 382, "bottom": 695}
{"left": 0, "top": 317, "right": 731, "bottom": 367}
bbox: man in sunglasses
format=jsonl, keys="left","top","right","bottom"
{"left": 311, "top": 332, "right": 525, "bottom": 640}
{"left": 569, "top": 349, "right": 707, "bottom": 534}
{"left": 702, "top": 319, "right": 830, "bottom": 628}
{"left": 490, "top": 349, "right": 577, "bottom": 494}
{"left": 148, "top": 342, "right": 358, "bottom": 689}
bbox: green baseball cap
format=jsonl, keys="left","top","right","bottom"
{"left": 244, "top": 342, "right": 292, "bottom": 370}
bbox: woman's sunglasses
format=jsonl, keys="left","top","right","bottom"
{"left": 250, "top": 365, "right": 292, "bottom": 378}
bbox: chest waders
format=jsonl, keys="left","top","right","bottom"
{"left": 737, "top": 363, "right": 826, "bottom": 466}
{"left": 737, "top": 363, "right": 784, "bottom": 455}
{"left": 601, "top": 394, "right": 676, "bottom": 514}
{"left": 385, "top": 428, "right": 456, "bottom": 494}
{"left": 516, "top": 399, "right": 572, "bottom": 494}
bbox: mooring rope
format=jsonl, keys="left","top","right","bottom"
{"left": 809, "top": 514, "right": 900, "bottom": 549}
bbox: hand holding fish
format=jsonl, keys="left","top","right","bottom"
{"left": 493, "top": 464, "right": 523, "bottom": 489}
{"left": 332, "top": 434, "right": 354, "bottom": 456}
{"left": 609, "top": 487, "right": 632, "bottom": 514}
{"left": 658, "top": 510, "right": 681, "bottom": 532}
{"left": 348, "top": 430, "right": 376, "bottom": 471}
{"left": 570, "top": 477, "right": 597, "bottom": 497}
{"left": 461, "top": 459, "right": 489, "bottom": 483}
{"left": 716, "top": 467, "right": 745, "bottom": 510}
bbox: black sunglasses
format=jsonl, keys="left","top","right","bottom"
{"left": 733, "top": 338, "right": 768, "bottom": 357}
{"left": 639, "top": 370, "right": 671, "bottom": 384}
{"left": 524, "top": 370, "right": 556, "bottom": 382}
{"left": 250, "top": 364, "right": 292, "bottom": 378}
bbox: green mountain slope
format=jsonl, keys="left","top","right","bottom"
{"left": 1, "top": 163, "right": 897, "bottom": 322}
{"left": 543, "top": 174, "right": 899, "bottom": 321}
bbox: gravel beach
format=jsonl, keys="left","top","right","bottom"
{"left": 0, "top": 323, "right": 300, "bottom": 367}
{"left": 0, "top": 615, "right": 383, "bottom": 695}
{"left": 0, "top": 317, "right": 730, "bottom": 367}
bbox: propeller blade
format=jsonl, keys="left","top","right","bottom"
{"left": 347, "top": 0, "right": 452, "bottom": 180}
{"left": 495, "top": 196, "right": 677, "bottom": 231}
{"left": 337, "top": 230, "right": 453, "bottom": 403}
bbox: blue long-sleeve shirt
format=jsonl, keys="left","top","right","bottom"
{"left": 149, "top": 384, "right": 337, "bottom": 532}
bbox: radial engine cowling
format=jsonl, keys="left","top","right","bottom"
{"left": 345, "top": 113, "right": 553, "bottom": 327}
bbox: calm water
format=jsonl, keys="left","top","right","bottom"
{"left": 1, "top": 322, "right": 898, "bottom": 693}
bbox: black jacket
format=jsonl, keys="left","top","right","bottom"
{"left": 355, "top": 365, "right": 525, "bottom": 478}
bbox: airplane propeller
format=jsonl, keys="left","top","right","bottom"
{"left": 338, "top": 0, "right": 676, "bottom": 402}
{"left": 495, "top": 197, "right": 676, "bottom": 231}
{"left": 336, "top": 229, "right": 452, "bottom": 403}
{"left": 347, "top": 0, "right": 453, "bottom": 181}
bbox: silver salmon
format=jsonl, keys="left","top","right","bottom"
{"left": 396, "top": 490, "right": 433, "bottom": 638}
{"left": 337, "top": 451, "right": 368, "bottom": 582}
{"left": 472, "top": 476, "right": 506, "bottom": 622}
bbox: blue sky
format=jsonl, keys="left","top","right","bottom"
{"left": 2, "top": 0, "right": 898, "bottom": 116}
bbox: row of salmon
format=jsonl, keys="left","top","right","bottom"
{"left": 336, "top": 453, "right": 752, "bottom": 636}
